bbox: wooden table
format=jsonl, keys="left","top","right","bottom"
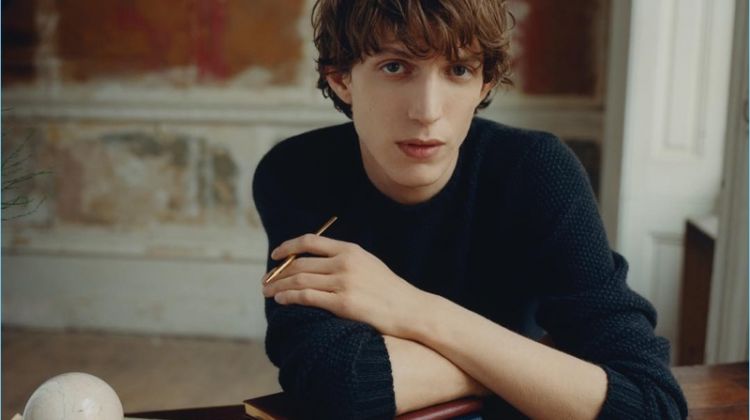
{"left": 673, "top": 362, "right": 748, "bottom": 419}
{"left": 129, "top": 362, "right": 748, "bottom": 419}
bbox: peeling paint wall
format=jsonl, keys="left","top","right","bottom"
{"left": 56, "top": 0, "right": 305, "bottom": 85}
{"left": 1, "top": 0, "right": 609, "bottom": 338}
{"left": 2, "top": 121, "right": 278, "bottom": 246}
{"left": 4, "top": 125, "right": 240, "bottom": 226}
{"left": 3, "top": 0, "right": 606, "bottom": 96}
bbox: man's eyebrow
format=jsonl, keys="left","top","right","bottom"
{"left": 453, "top": 49, "right": 483, "bottom": 62}
{"left": 455, "top": 55, "right": 482, "bottom": 64}
{"left": 375, "top": 47, "right": 417, "bottom": 59}
{"left": 375, "top": 47, "right": 482, "bottom": 63}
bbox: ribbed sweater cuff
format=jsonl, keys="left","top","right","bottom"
{"left": 351, "top": 334, "right": 396, "bottom": 419}
{"left": 597, "top": 365, "right": 645, "bottom": 419}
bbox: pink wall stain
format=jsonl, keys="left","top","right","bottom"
{"left": 194, "top": 0, "right": 231, "bottom": 81}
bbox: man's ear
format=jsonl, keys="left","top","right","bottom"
{"left": 326, "top": 71, "right": 353, "bottom": 104}
{"left": 479, "top": 81, "right": 496, "bottom": 104}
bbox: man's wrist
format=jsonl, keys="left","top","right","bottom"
{"left": 393, "top": 291, "right": 495, "bottom": 400}
{"left": 398, "top": 290, "right": 452, "bottom": 344}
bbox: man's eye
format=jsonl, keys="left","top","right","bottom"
{"left": 382, "top": 62, "right": 403, "bottom": 74}
{"left": 451, "top": 65, "right": 471, "bottom": 77}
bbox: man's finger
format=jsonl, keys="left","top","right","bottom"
{"left": 272, "top": 234, "right": 352, "bottom": 260}
{"left": 263, "top": 272, "right": 338, "bottom": 297}
{"left": 273, "top": 288, "right": 338, "bottom": 311}
{"left": 264, "top": 257, "right": 335, "bottom": 284}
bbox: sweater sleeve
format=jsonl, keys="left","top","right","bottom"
{"left": 517, "top": 135, "right": 688, "bottom": 419}
{"left": 252, "top": 148, "right": 396, "bottom": 419}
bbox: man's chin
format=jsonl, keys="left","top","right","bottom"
{"left": 394, "top": 174, "right": 444, "bottom": 191}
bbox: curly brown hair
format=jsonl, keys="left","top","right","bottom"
{"left": 312, "top": 0, "right": 514, "bottom": 119}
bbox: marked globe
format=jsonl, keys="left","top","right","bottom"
{"left": 23, "top": 372, "right": 123, "bottom": 420}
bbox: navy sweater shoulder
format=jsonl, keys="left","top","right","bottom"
{"left": 252, "top": 117, "right": 688, "bottom": 419}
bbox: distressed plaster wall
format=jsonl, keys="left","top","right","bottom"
{"left": 2, "top": 0, "right": 609, "bottom": 338}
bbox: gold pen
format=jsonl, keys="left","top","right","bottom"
{"left": 263, "top": 216, "right": 338, "bottom": 285}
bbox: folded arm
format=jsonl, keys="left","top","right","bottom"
{"left": 383, "top": 335, "right": 489, "bottom": 415}
{"left": 265, "top": 299, "right": 396, "bottom": 418}
{"left": 398, "top": 292, "right": 609, "bottom": 419}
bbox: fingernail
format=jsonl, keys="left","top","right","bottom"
{"left": 270, "top": 248, "right": 278, "bottom": 259}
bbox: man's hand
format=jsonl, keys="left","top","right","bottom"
{"left": 262, "top": 233, "right": 426, "bottom": 338}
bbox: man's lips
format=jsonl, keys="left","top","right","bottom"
{"left": 396, "top": 139, "right": 445, "bottom": 159}
{"left": 396, "top": 139, "right": 445, "bottom": 146}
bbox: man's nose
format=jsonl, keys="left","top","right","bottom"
{"left": 407, "top": 73, "right": 443, "bottom": 125}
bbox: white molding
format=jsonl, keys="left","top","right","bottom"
{"left": 647, "top": 0, "right": 730, "bottom": 161}
{"left": 648, "top": 231, "right": 684, "bottom": 360}
{"left": 601, "top": 0, "right": 632, "bottom": 245}
{"left": 483, "top": 101, "right": 603, "bottom": 141}
{"left": 2, "top": 87, "right": 348, "bottom": 126}
{"left": 646, "top": 231, "right": 683, "bottom": 299}
{"left": 654, "top": 0, "right": 708, "bottom": 157}
{"left": 644, "top": 231, "right": 683, "bottom": 298}
{"left": 2, "top": 225, "right": 268, "bottom": 264}
{"left": 705, "top": 0, "right": 749, "bottom": 364}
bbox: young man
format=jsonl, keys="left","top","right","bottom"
{"left": 253, "top": 1, "right": 688, "bottom": 418}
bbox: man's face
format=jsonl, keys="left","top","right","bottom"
{"left": 328, "top": 42, "right": 493, "bottom": 204}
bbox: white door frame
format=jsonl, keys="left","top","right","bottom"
{"left": 705, "top": 0, "right": 749, "bottom": 364}
{"left": 600, "top": 0, "right": 631, "bottom": 246}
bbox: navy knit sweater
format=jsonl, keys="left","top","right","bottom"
{"left": 252, "top": 117, "right": 688, "bottom": 419}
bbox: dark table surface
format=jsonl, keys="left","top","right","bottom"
{"left": 128, "top": 362, "right": 749, "bottom": 420}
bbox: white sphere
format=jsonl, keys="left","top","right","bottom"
{"left": 23, "top": 372, "right": 124, "bottom": 420}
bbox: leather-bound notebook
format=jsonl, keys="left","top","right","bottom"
{"left": 244, "top": 392, "right": 483, "bottom": 419}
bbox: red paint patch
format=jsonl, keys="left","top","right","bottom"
{"left": 55, "top": 0, "right": 305, "bottom": 85}
{"left": 194, "top": 0, "right": 231, "bottom": 80}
